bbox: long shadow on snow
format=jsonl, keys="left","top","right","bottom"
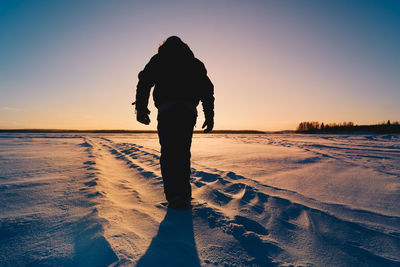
{"left": 136, "top": 208, "right": 201, "bottom": 267}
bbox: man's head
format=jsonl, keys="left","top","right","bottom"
{"left": 158, "top": 36, "right": 193, "bottom": 57}
{"left": 164, "top": 36, "right": 182, "bottom": 45}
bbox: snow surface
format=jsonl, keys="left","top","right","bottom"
{"left": 0, "top": 133, "right": 399, "bottom": 266}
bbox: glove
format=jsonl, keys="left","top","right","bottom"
{"left": 137, "top": 109, "right": 150, "bottom": 125}
{"left": 202, "top": 117, "right": 214, "bottom": 133}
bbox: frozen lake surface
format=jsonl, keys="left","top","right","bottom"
{"left": 1, "top": 133, "right": 399, "bottom": 266}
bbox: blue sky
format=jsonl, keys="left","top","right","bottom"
{"left": 1, "top": 0, "right": 399, "bottom": 130}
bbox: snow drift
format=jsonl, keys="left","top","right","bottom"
{"left": 0, "top": 133, "right": 399, "bottom": 266}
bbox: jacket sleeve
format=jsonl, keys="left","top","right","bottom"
{"left": 135, "top": 55, "right": 158, "bottom": 113}
{"left": 199, "top": 63, "right": 214, "bottom": 120}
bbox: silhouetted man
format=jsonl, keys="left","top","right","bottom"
{"left": 134, "top": 36, "right": 214, "bottom": 209}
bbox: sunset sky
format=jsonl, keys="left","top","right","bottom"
{"left": 1, "top": 0, "right": 399, "bottom": 131}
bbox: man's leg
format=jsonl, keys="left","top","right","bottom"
{"left": 157, "top": 105, "right": 196, "bottom": 205}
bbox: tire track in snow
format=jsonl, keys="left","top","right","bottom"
{"left": 90, "top": 137, "right": 283, "bottom": 265}
{"left": 79, "top": 137, "right": 169, "bottom": 265}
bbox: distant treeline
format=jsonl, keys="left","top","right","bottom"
{"left": 296, "top": 120, "right": 400, "bottom": 134}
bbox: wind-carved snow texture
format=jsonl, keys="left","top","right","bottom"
{"left": 0, "top": 135, "right": 118, "bottom": 266}
{"left": 0, "top": 133, "right": 400, "bottom": 266}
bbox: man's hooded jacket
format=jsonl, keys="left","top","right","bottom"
{"left": 135, "top": 37, "right": 214, "bottom": 120}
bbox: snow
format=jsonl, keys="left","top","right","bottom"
{"left": 1, "top": 133, "right": 400, "bottom": 266}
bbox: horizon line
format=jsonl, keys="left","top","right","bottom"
{"left": 0, "top": 129, "right": 286, "bottom": 134}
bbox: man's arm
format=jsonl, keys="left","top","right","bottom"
{"left": 135, "top": 55, "right": 158, "bottom": 124}
{"left": 199, "top": 63, "right": 214, "bottom": 133}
